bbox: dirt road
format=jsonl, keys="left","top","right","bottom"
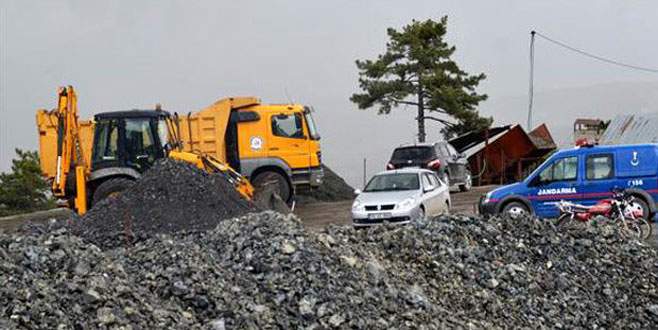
{"left": 295, "top": 185, "right": 494, "bottom": 231}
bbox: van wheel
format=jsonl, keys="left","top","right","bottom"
{"left": 459, "top": 171, "right": 472, "bottom": 192}
{"left": 252, "top": 171, "right": 291, "bottom": 203}
{"left": 501, "top": 201, "right": 529, "bottom": 219}
{"left": 92, "top": 178, "right": 135, "bottom": 206}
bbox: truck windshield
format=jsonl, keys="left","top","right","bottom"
{"left": 364, "top": 173, "right": 420, "bottom": 192}
{"left": 304, "top": 107, "right": 320, "bottom": 140}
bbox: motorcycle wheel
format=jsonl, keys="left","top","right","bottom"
{"left": 555, "top": 213, "right": 574, "bottom": 230}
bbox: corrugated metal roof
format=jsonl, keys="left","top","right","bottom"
{"left": 599, "top": 114, "right": 658, "bottom": 145}
{"left": 528, "top": 123, "right": 556, "bottom": 150}
{"left": 575, "top": 118, "right": 604, "bottom": 126}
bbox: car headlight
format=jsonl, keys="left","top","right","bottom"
{"left": 352, "top": 200, "right": 364, "bottom": 211}
{"left": 482, "top": 192, "right": 492, "bottom": 204}
{"left": 396, "top": 197, "right": 416, "bottom": 210}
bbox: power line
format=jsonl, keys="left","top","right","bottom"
{"left": 527, "top": 31, "right": 535, "bottom": 130}
{"left": 526, "top": 30, "right": 658, "bottom": 130}
{"left": 533, "top": 30, "right": 658, "bottom": 73}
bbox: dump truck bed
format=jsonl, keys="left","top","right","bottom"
{"left": 177, "top": 97, "right": 260, "bottom": 163}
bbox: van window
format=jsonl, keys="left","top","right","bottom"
{"left": 272, "top": 114, "right": 304, "bottom": 139}
{"left": 586, "top": 154, "right": 614, "bottom": 180}
{"left": 538, "top": 156, "right": 578, "bottom": 183}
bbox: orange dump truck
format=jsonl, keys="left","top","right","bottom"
{"left": 177, "top": 97, "right": 323, "bottom": 202}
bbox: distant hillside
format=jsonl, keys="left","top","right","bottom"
{"left": 480, "top": 81, "right": 658, "bottom": 146}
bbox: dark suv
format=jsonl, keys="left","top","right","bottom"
{"left": 387, "top": 142, "right": 472, "bottom": 191}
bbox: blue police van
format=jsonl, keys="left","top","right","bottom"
{"left": 479, "top": 143, "right": 658, "bottom": 220}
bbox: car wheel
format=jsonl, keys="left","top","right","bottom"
{"left": 459, "top": 171, "right": 472, "bottom": 192}
{"left": 418, "top": 206, "right": 426, "bottom": 222}
{"left": 501, "top": 201, "right": 529, "bottom": 219}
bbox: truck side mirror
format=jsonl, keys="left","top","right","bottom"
{"left": 354, "top": 189, "right": 362, "bottom": 195}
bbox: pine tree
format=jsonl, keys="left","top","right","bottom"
{"left": 0, "top": 149, "right": 54, "bottom": 216}
{"left": 350, "top": 16, "right": 492, "bottom": 141}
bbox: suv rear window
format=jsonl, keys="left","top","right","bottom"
{"left": 392, "top": 147, "right": 435, "bottom": 161}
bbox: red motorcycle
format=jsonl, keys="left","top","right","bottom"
{"left": 555, "top": 189, "right": 651, "bottom": 239}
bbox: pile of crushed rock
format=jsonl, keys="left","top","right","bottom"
{"left": 296, "top": 165, "right": 354, "bottom": 204}
{"left": 77, "top": 159, "right": 256, "bottom": 249}
{"left": 2, "top": 212, "right": 657, "bottom": 328}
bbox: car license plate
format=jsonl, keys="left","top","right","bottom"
{"left": 368, "top": 213, "right": 391, "bottom": 220}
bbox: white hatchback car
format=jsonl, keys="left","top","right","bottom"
{"left": 351, "top": 169, "right": 450, "bottom": 227}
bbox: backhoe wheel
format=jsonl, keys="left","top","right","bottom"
{"left": 555, "top": 213, "right": 574, "bottom": 230}
{"left": 92, "top": 178, "right": 135, "bottom": 206}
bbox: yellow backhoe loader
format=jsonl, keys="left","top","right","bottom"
{"left": 36, "top": 86, "right": 254, "bottom": 214}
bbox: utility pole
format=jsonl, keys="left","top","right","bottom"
{"left": 527, "top": 31, "right": 536, "bottom": 130}
{"left": 362, "top": 158, "right": 367, "bottom": 188}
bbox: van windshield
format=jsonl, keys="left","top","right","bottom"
{"left": 364, "top": 173, "right": 420, "bottom": 192}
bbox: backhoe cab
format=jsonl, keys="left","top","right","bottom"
{"left": 87, "top": 110, "right": 171, "bottom": 204}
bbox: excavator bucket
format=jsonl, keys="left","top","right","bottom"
{"left": 168, "top": 150, "right": 255, "bottom": 201}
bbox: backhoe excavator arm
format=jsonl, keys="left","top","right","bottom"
{"left": 52, "top": 86, "right": 88, "bottom": 214}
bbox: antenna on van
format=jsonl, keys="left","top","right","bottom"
{"left": 284, "top": 87, "right": 294, "bottom": 104}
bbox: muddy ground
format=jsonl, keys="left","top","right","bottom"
{"left": 295, "top": 185, "right": 493, "bottom": 231}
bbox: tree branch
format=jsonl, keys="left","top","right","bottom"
{"left": 423, "top": 115, "right": 454, "bottom": 127}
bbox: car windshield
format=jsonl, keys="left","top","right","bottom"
{"left": 392, "top": 147, "right": 433, "bottom": 161}
{"left": 364, "top": 173, "right": 420, "bottom": 192}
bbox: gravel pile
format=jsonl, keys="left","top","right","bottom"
{"left": 2, "top": 212, "right": 657, "bottom": 328}
{"left": 79, "top": 159, "right": 256, "bottom": 249}
{"left": 297, "top": 165, "right": 354, "bottom": 204}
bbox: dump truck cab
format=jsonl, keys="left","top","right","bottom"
{"left": 235, "top": 104, "right": 322, "bottom": 192}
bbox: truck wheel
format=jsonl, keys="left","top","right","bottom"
{"left": 459, "top": 171, "right": 472, "bottom": 192}
{"left": 252, "top": 171, "right": 291, "bottom": 203}
{"left": 92, "top": 178, "right": 135, "bottom": 206}
{"left": 501, "top": 201, "right": 529, "bottom": 219}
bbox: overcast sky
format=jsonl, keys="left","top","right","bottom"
{"left": 2, "top": 1, "right": 658, "bottom": 186}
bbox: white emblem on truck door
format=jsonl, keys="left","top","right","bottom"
{"left": 631, "top": 151, "right": 640, "bottom": 166}
{"left": 250, "top": 136, "right": 263, "bottom": 150}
